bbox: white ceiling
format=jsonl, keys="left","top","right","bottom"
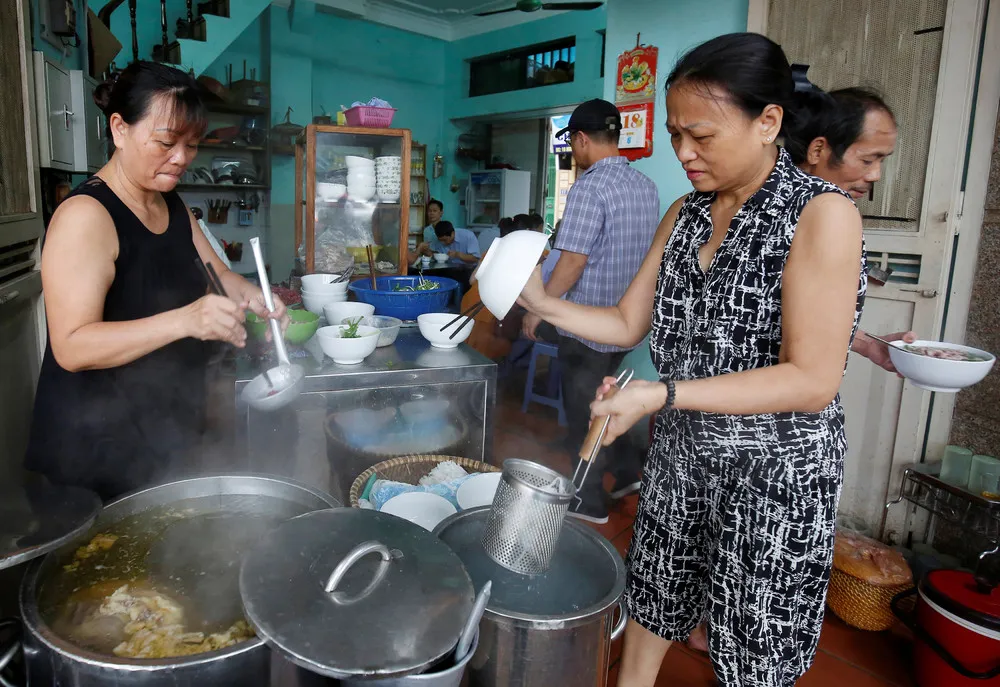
{"left": 309, "top": 0, "right": 579, "bottom": 41}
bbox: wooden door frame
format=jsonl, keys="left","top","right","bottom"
{"left": 926, "top": 0, "right": 1000, "bottom": 459}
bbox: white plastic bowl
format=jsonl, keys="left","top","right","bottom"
{"left": 456, "top": 472, "right": 502, "bottom": 510}
{"left": 351, "top": 315, "right": 402, "bottom": 347}
{"left": 417, "top": 312, "right": 473, "bottom": 349}
{"left": 301, "top": 274, "right": 349, "bottom": 292}
{"left": 301, "top": 290, "right": 347, "bottom": 315}
{"left": 475, "top": 230, "right": 550, "bottom": 319}
{"left": 315, "top": 324, "right": 380, "bottom": 364}
{"left": 888, "top": 340, "right": 995, "bottom": 393}
{"left": 380, "top": 492, "right": 456, "bottom": 531}
{"left": 345, "top": 155, "right": 375, "bottom": 168}
{"left": 433, "top": 253, "right": 448, "bottom": 263}
{"left": 324, "top": 301, "right": 375, "bottom": 325}
{"left": 316, "top": 182, "right": 346, "bottom": 202}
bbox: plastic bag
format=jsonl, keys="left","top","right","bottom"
{"left": 313, "top": 200, "right": 379, "bottom": 273}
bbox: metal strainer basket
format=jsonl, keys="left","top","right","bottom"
{"left": 481, "top": 459, "right": 574, "bottom": 575}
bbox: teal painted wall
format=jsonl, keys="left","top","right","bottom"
{"left": 30, "top": 0, "right": 88, "bottom": 70}
{"left": 605, "top": 0, "right": 750, "bottom": 380}
{"left": 88, "top": 0, "right": 187, "bottom": 65}
{"left": 440, "top": 8, "right": 607, "bottom": 214}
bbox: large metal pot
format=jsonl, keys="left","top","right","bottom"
{"left": 433, "top": 507, "right": 627, "bottom": 687}
{"left": 18, "top": 474, "right": 340, "bottom": 687}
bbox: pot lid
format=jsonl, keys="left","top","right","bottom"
{"left": 922, "top": 569, "right": 1000, "bottom": 633}
{"left": 433, "top": 507, "right": 625, "bottom": 622}
{"left": 240, "top": 508, "right": 474, "bottom": 679}
{"left": 0, "top": 472, "right": 101, "bottom": 571}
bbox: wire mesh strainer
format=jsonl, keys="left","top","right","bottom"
{"left": 481, "top": 459, "right": 574, "bottom": 575}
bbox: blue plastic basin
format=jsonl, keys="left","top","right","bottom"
{"left": 349, "top": 276, "right": 459, "bottom": 321}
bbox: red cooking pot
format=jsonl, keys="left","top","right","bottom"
{"left": 892, "top": 569, "right": 1000, "bottom": 686}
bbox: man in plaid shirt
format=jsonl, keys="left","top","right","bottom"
{"left": 523, "top": 99, "right": 659, "bottom": 523}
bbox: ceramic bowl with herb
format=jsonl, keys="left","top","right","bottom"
{"left": 316, "top": 323, "right": 380, "bottom": 364}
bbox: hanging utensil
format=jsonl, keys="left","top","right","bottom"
{"left": 573, "top": 368, "right": 635, "bottom": 507}
{"left": 454, "top": 580, "right": 490, "bottom": 662}
{"left": 239, "top": 237, "right": 305, "bottom": 412}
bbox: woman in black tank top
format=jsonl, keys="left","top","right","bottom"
{"left": 25, "top": 62, "right": 287, "bottom": 501}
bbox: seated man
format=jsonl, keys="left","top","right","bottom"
{"left": 420, "top": 221, "right": 481, "bottom": 264}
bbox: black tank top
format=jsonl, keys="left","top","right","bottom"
{"left": 25, "top": 177, "right": 210, "bottom": 501}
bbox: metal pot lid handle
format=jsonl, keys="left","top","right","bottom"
{"left": 324, "top": 541, "right": 402, "bottom": 605}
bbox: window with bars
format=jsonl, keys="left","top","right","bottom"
{"left": 469, "top": 37, "right": 576, "bottom": 97}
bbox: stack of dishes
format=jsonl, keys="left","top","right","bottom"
{"left": 375, "top": 156, "right": 401, "bottom": 203}
{"left": 300, "top": 273, "right": 348, "bottom": 315}
{"left": 346, "top": 155, "right": 375, "bottom": 202}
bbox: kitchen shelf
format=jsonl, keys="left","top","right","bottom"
{"left": 205, "top": 102, "right": 268, "bottom": 115}
{"left": 882, "top": 462, "right": 1000, "bottom": 556}
{"left": 198, "top": 142, "right": 266, "bottom": 152}
{"left": 176, "top": 183, "right": 270, "bottom": 191}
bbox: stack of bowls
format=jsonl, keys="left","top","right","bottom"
{"left": 346, "top": 156, "right": 376, "bottom": 202}
{"left": 375, "top": 156, "right": 401, "bottom": 203}
{"left": 300, "top": 273, "right": 348, "bottom": 315}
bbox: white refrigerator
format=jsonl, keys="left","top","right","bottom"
{"left": 465, "top": 169, "right": 531, "bottom": 228}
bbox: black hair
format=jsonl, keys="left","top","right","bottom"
{"left": 526, "top": 213, "right": 545, "bottom": 230}
{"left": 94, "top": 61, "right": 206, "bottom": 143}
{"left": 783, "top": 85, "right": 896, "bottom": 166}
{"left": 512, "top": 214, "right": 530, "bottom": 231}
{"left": 434, "top": 221, "right": 455, "bottom": 239}
{"left": 498, "top": 217, "right": 516, "bottom": 237}
{"left": 581, "top": 129, "right": 618, "bottom": 146}
{"left": 666, "top": 32, "right": 795, "bottom": 134}
{"left": 428, "top": 198, "right": 444, "bottom": 212}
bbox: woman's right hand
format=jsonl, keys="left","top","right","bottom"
{"left": 516, "top": 267, "right": 547, "bottom": 313}
{"left": 184, "top": 294, "right": 247, "bottom": 347}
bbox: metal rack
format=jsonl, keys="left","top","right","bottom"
{"left": 881, "top": 462, "right": 1000, "bottom": 562}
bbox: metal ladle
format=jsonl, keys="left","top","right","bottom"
{"left": 240, "top": 237, "right": 304, "bottom": 411}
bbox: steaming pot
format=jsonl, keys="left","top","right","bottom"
{"left": 16, "top": 475, "right": 340, "bottom": 687}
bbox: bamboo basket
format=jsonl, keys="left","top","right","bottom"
{"left": 349, "top": 454, "right": 500, "bottom": 507}
{"left": 827, "top": 567, "right": 914, "bottom": 631}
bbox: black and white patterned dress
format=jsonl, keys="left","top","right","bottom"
{"left": 625, "top": 148, "right": 866, "bottom": 686}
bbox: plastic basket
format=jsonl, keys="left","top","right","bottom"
{"left": 349, "top": 276, "right": 459, "bottom": 320}
{"left": 343, "top": 106, "right": 396, "bottom": 128}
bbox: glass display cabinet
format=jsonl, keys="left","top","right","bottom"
{"left": 295, "top": 125, "right": 412, "bottom": 275}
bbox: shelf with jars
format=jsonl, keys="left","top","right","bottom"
{"left": 295, "top": 125, "right": 412, "bottom": 276}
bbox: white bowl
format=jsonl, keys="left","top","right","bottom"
{"left": 348, "top": 188, "right": 376, "bottom": 201}
{"left": 379, "top": 194, "right": 401, "bottom": 204}
{"left": 301, "top": 290, "right": 347, "bottom": 314}
{"left": 417, "top": 312, "right": 474, "bottom": 349}
{"left": 457, "top": 472, "right": 502, "bottom": 510}
{"left": 433, "top": 253, "right": 448, "bottom": 263}
{"left": 317, "top": 182, "right": 346, "bottom": 202}
{"left": 400, "top": 399, "right": 451, "bottom": 425}
{"left": 323, "top": 301, "right": 375, "bottom": 325}
{"left": 316, "top": 324, "right": 380, "bottom": 364}
{"left": 888, "top": 340, "right": 995, "bottom": 392}
{"left": 348, "top": 170, "right": 375, "bottom": 182}
{"left": 300, "top": 275, "right": 349, "bottom": 294}
{"left": 352, "top": 315, "right": 402, "bottom": 347}
{"left": 476, "top": 230, "right": 550, "bottom": 319}
{"left": 345, "top": 155, "right": 375, "bottom": 168}
{"left": 380, "top": 492, "right": 456, "bottom": 531}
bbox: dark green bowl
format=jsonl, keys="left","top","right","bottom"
{"left": 246, "top": 309, "right": 320, "bottom": 345}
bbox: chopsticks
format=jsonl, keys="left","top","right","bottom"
{"left": 440, "top": 300, "right": 484, "bottom": 339}
{"left": 365, "top": 245, "right": 377, "bottom": 290}
{"left": 195, "top": 257, "right": 229, "bottom": 298}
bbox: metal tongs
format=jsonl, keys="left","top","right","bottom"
{"left": 572, "top": 367, "right": 635, "bottom": 506}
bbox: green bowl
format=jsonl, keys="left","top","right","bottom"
{"left": 246, "top": 309, "right": 320, "bottom": 345}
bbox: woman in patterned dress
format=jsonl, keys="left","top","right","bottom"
{"left": 519, "top": 34, "right": 866, "bottom": 686}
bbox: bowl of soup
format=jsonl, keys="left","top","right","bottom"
{"left": 888, "top": 340, "right": 995, "bottom": 393}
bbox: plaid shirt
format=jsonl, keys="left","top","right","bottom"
{"left": 554, "top": 156, "right": 659, "bottom": 352}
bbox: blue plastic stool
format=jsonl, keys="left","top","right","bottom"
{"left": 521, "top": 341, "right": 567, "bottom": 427}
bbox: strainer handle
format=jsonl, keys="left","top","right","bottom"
{"left": 324, "top": 541, "right": 396, "bottom": 605}
{"left": 579, "top": 386, "right": 621, "bottom": 462}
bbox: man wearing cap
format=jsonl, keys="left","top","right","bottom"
{"left": 523, "top": 98, "right": 659, "bottom": 524}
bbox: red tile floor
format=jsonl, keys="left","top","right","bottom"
{"left": 493, "top": 376, "right": 916, "bottom": 687}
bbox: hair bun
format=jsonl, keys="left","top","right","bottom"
{"left": 791, "top": 63, "right": 819, "bottom": 93}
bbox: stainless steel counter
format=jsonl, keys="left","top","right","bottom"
{"left": 233, "top": 330, "right": 497, "bottom": 504}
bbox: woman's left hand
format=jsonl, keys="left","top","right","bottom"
{"left": 591, "top": 377, "right": 666, "bottom": 445}
{"left": 244, "top": 289, "right": 290, "bottom": 336}
{"left": 857, "top": 330, "right": 917, "bottom": 373}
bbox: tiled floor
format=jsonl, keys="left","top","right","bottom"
{"left": 494, "top": 374, "right": 916, "bottom": 687}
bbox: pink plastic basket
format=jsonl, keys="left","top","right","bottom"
{"left": 343, "top": 106, "right": 396, "bottom": 128}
